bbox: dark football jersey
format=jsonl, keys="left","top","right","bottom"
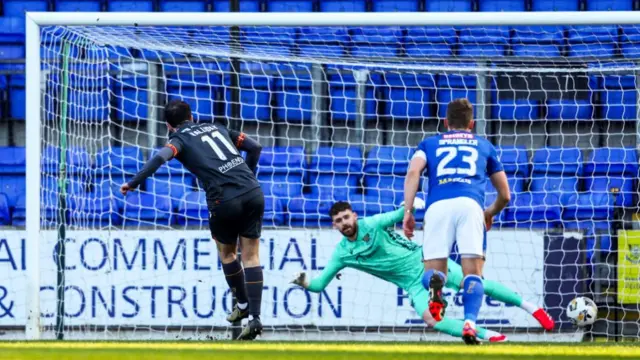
{"left": 166, "top": 122, "right": 260, "bottom": 205}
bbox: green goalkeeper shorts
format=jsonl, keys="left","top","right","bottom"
{"left": 407, "top": 281, "right": 430, "bottom": 318}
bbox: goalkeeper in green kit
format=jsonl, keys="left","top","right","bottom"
{"left": 291, "top": 200, "right": 555, "bottom": 342}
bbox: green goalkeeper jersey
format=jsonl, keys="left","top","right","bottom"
{"left": 307, "top": 207, "right": 424, "bottom": 293}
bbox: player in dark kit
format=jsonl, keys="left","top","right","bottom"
{"left": 120, "top": 100, "right": 265, "bottom": 340}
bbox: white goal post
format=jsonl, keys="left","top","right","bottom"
{"left": 22, "top": 11, "right": 640, "bottom": 341}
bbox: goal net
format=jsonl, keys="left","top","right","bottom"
{"left": 12, "top": 12, "right": 640, "bottom": 341}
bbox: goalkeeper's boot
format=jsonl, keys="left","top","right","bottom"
{"left": 237, "top": 317, "right": 263, "bottom": 341}
{"left": 462, "top": 321, "right": 480, "bottom": 345}
{"left": 489, "top": 334, "right": 507, "bottom": 343}
{"left": 532, "top": 308, "right": 555, "bottom": 331}
{"left": 226, "top": 304, "right": 250, "bottom": 323}
{"left": 428, "top": 272, "right": 446, "bottom": 322}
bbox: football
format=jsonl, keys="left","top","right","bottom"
{"left": 566, "top": 297, "right": 598, "bottom": 327}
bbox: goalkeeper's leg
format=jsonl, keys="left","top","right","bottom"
{"left": 446, "top": 259, "right": 555, "bottom": 331}
{"left": 411, "top": 285, "right": 506, "bottom": 342}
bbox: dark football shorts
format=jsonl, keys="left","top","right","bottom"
{"left": 208, "top": 187, "right": 265, "bottom": 245}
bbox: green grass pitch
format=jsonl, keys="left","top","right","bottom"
{"left": 0, "top": 342, "right": 639, "bottom": 360}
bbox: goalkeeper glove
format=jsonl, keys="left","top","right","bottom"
{"left": 291, "top": 272, "right": 309, "bottom": 288}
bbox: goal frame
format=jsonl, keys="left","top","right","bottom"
{"left": 24, "top": 10, "right": 640, "bottom": 340}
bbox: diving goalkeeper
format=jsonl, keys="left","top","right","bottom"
{"left": 291, "top": 201, "right": 554, "bottom": 342}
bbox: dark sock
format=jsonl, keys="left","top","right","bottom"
{"left": 222, "top": 260, "right": 248, "bottom": 305}
{"left": 244, "top": 266, "right": 263, "bottom": 318}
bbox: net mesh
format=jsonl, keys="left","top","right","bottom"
{"left": 27, "top": 23, "right": 640, "bottom": 340}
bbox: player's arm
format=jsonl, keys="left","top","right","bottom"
{"left": 120, "top": 143, "right": 179, "bottom": 195}
{"left": 403, "top": 148, "right": 427, "bottom": 238}
{"left": 484, "top": 145, "right": 510, "bottom": 230}
{"left": 229, "top": 129, "right": 262, "bottom": 174}
{"left": 291, "top": 253, "right": 345, "bottom": 293}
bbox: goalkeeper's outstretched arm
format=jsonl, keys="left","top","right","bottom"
{"left": 292, "top": 254, "right": 345, "bottom": 293}
{"left": 121, "top": 146, "right": 174, "bottom": 195}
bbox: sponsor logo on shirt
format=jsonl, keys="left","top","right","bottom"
{"left": 218, "top": 157, "right": 245, "bottom": 173}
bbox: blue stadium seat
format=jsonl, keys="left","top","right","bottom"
{"left": 382, "top": 73, "right": 436, "bottom": 119}
{"left": 56, "top": 0, "right": 103, "bottom": 11}
{"left": 298, "top": 27, "right": 349, "bottom": 44}
{"left": 288, "top": 194, "right": 333, "bottom": 227}
{"left": 351, "top": 27, "right": 402, "bottom": 58}
{"left": 485, "top": 176, "right": 525, "bottom": 224}
{"left": 478, "top": 0, "right": 526, "bottom": 11}
{"left": 372, "top": 0, "right": 421, "bottom": 12}
{"left": 0, "top": 193, "right": 10, "bottom": 225}
{"left": 532, "top": 147, "right": 583, "bottom": 175}
{"left": 532, "top": 0, "right": 580, "bottom": 11}
{"left": 159, "top": 0, "right": 208, "bottom": 11}
{"left": 436, "top": 73, "right": 477, "bottom": 118}
{"left": 344, "top": 193, "right": 396, "bottom": 218}
{"left": 299, "top": 44, "right": 345, "bottom": 58}
{"left": 364, "top": 146, "right": 411, "bottom": 175}
{"left": 68, "top": 196, "right": 119, "bottom": 227}
{"left": 502, "top": 192, "right": 562, "bottom": 228}
{"left": 512, "top": 26, "right": 566, "bottom": 44}
{"left": 562, "top": 192, "right": 613, "bottom": 221}
{"left": 513, "top": 44, "right": 561, "bottom": 57}
{"left": 405, "top": 27, "right": 457, "bottom": 45}
{"left": 426, "top": 0, "right": 472, "bottom": 11}
{"left": 95, "top": 147, "right": 144, "bottom": 195}
{"left": 320, "top": 0, "right": 366, "bottom": 11}
{"left": 585, "top": 176, "right": 635, "bottom": 207}
{"left": 113, "top": 75, "right": 148, "bottom": 122}
{"left": 8, "top": 75, "right": 25, "bottom": 120}
{"left": 621, "top": 26, "right": 640, "bottom": 58}
{"left": 167, "top": 72, "right": 223, "bottom": 122}
{"left": 546, "top": 99, "right": 593, "bottom": 120}
{"left": 107, "top": 0, "right": 154, "bottom": 11}
{"left": 0, "top": 18, "right": 25, "bottom": 60}
{"left": 586, "top": 0, "right": 633, "bottom": 11}
{"left": 496, "top": 146, "right": 529, "bottom": 177}
{"left": 12, "top": 194, "right": 26, "bottom": 226}
{"left": 46, "top": 73, "right": 109, "bottom": 122}
{"left": 177, "top": 191, "right": 207, "bottom": 226}
{"left": 459, "top": 27, "right": 508, "bottom": 57}
{"left": 212, "top": 0, "right": 261, "bottom": 11}
{"left": 364, "top": 174, "right": 405, "bottom": 206}
{"left": 264, "top": 195, "right": 285, "bottom": 226}
{"left": 122, "top": 193, "right": 173, "bottom": 226}
{"left": 146, "top": 149, "right": 195, "bottom": 210}
{"left": 274, "top": 70, "right": 312, "bottom": 123}
{"left": 328, "top": 73, "right": 377, "bottom": 121}
{"left": 491, "top": 99, "right": 541, "bottom": 120}
{"left": 3, "top": 0, "right": 48, "bottom": 16}
{"left": 584, "top": 147, "right": 638, "bottom": 207}
{"left": 266, "top": 0, "right": 313, "bottom": 11}
{"left": 405, "top": 43, "right": 453, "bottom": 57}
{"left": 530, "top": 175, "right": 580, "bottom": 204}
{"left": 597, "top": 74, "right": 637, "bottom": 120}
{"left": 308, "top": 147, "right": 363, "bottom": 201}
{"left": 0, "top": 147, "right": 26, "bottom": 208}
{"left": 224, "top": 74, "right": 272, "bottom": 122}
{"left": 567, "top": 26, "right": 617, "bottom": 57}
{"left": 257, "top": 147, "right": 305, "bottom": 198}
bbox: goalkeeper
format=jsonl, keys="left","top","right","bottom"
{"left": 292, "top": 201, "right": 555, "bottom": 342}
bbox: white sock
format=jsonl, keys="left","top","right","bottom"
{"left": 464, "top": 320, "right": 476, "bottom": 329}
{"left": 237, "top": 302, "right": 248, "bottom": 310}
{"left": 520, "top": 300, "right": 538, "bottom": 314}
{"left": 483, "top": 329, "right": 501, "bottom": 340}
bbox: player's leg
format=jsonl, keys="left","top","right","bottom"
{"left": 410, "top": 284, "right": 506, "bottom": 342}
{"left": 483, "top": 280, "right": 555, "bottom": 330}
{"left": 421, "top": 199, "right": 456, "bottom": 322}
{"left": 209, "top": 198, "right": 250, "bottom": 323}
{"left": 455, "top": 198, "right": 487, "bottom": 345}
{"left": 236, "top": 188, "right": 265, "bottom": 340}
{"left": 446, "top": 259, "right": 554, "bottom": 330}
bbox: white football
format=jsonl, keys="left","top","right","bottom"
{"left": 566, "top": 296, "right": 597, "bottom": 327}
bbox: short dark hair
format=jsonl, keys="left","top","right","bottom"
{"left": 329, "top": 201, "right": 352, "bottom": 218}
{"left": 446, "top": 98, "right": 473, "bottom": 129}
{"left": 164, "top": 100, "right": 191, "bottom": 128}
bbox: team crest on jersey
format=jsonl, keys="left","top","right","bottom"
{"left": 626, "top": 244, "right": 640, "bottom": 264}
{"left": 363, "top": 234, "right": 370, "bottom": 242}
